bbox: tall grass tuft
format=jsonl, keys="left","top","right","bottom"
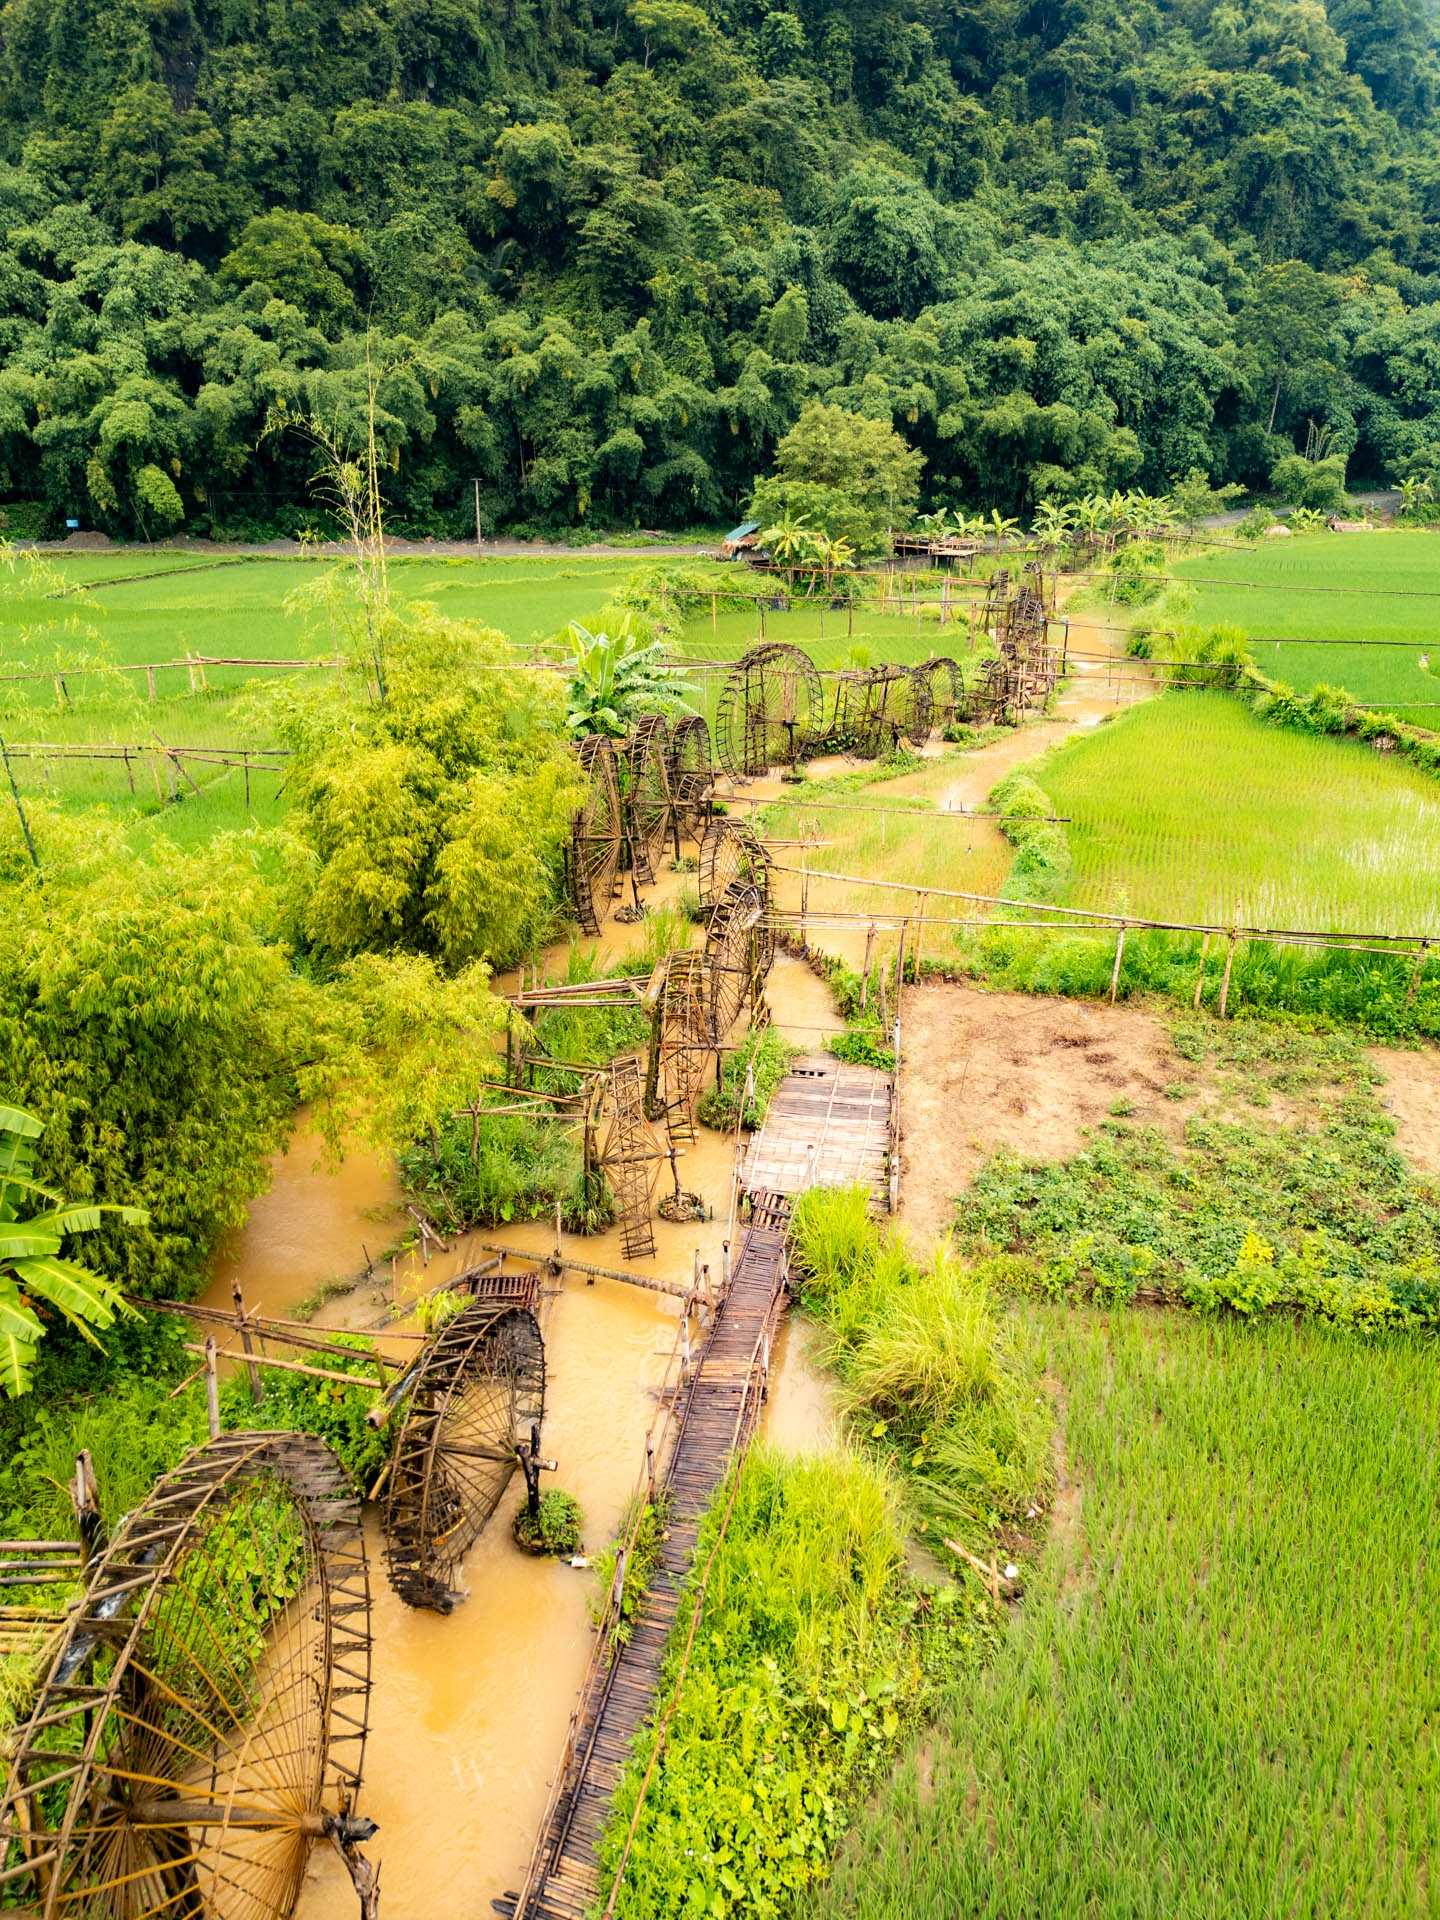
{"left": 788, "top": 1189, "right": 1052, "bottom": 1550}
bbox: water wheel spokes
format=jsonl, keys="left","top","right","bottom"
{"left": 923, "top": 657, "right": 964, "bottom": 734}
{"left": 383, "top": 1298, "right": 546, "bottom": 1612}
{"left": 0, "top": 1432, "right": 372, "bottom": 1920}
{"left": 715, "top": 644, "right": 823, "bottom": 777}
{"left": 568, "top": 737, "right": 623, "bottom": 934}
{"left": 667, "top": 715, "right": 713, "bottom": 843}
{"left": 705, "top": 879, "right": 769, "bottom": 1047}
{"left": 882, "top": 666, "right": 934, "bottom": 750}
{"left": 655, "top": 949, "right": 708, "bottom": 1143}
{"left": 698, "top": 817, "right": 769, "bottom": 912}
{"left": 595, "top": 1057, "right": 664, "bottom": 1260}
{"left": 624, "top": 716, "right": 673, "bottom": 886}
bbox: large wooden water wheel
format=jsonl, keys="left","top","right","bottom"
{"left": 921, "top": 657, "right": 964, "bottom": 733}
{"left": 714, "top": 644, "right": 823, "bottom": 776}
{"left": 878, "top": 666, "right": 934, "bottom": 750}
{"left": 591, "top": 1056, "right": 665, "bottom": 1260}
{"left": 704, "top": 879, "right": 771, "bottom": 1044}
{"left": 383, "top": 1298, "right": 546, "bottom": 1612}
{"left": 0, "top": 1432, "right": 372, "bottom": 1920}
{"left": 653, "top": 949, "right": 708, "bottom": 1142}
{"left": 827, "top": 668, "right": 891, "bottom": 760}
{"left": 698, "top": 816, "right": 769, "bottom": 911}
{"left": 624, "top": 716, "right": 673, "bottom": 885}
{"left": 568, "top": 736, "right": 623, "bottom": 934}
{"left": 666, "top": 716, "right": 713, "bottom": 842}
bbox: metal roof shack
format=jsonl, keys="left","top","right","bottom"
{"left": 721, "top": 519, "right": 763, "bottom": 556}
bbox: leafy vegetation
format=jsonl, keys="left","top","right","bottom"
{"left": 0, "top": 1105, "right": 144, "bottom": 1395}
{"left": 815, "top": 1308, "right": 1440, "bottom": 1920}
{"left": 697, "top": 1027, "right": 796, "bottom": 1132}
{"left": 600, "top": 1448, "right": 984, "bottom": 1920}
{"left": 956, "top": 1019, "right": 1440, "bottom": 1333}
{"left": 513, "top": 1488, "right": 584, "bottom": 1557}
{"left": 4, "top": 4, "right": 1440, "bottom": 540}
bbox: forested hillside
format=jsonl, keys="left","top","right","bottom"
{"left": 2, "top": 0, "right": 1439, "bottom": 539}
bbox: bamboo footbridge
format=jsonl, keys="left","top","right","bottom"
{"left": 501, "top": 1058, "right": 895, "bottom": 1920}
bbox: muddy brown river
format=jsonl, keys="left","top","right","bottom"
{"left": 201, "top": 923, "right": 841, "bottom": 1914}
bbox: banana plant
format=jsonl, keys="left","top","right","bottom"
{"left": 0, "top": 1104, "right": 144, "bottom": 1396}
{"left": 1031, "top": 500, "right": 1073, "bottom": 549}
{"left": 565, "top": 619, "right": 688, "bottom": 738}
{"left": 987, "top": 509, "right": 1020, "bottom": 545}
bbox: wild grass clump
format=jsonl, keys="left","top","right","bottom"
{"left": 400, "top": 1110, "right": 606, "bottom": 1233}
{"left": 697, "top": 1025, "right": 795, "bottom": 1130}
{"left": 600, "top": 1447, "right": 983, "bottom": 1920}
{"left": 787, "top": 1190, "right": 1052, "bottom": 1553}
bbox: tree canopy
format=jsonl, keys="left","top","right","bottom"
{"left": 2, "top": 0, "right": 1440, "bottom": 533}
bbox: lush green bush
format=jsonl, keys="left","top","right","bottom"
{"left": 0, "top": 805, "right": 299, "bottom": 1307}
{"left": 400, "top": 1109, "right": 606, "bottom": 1234}
{"left": 988, "top": 767, "right": 1070, "bottom": 903}
{"left": 513, "top": 1488, "right": 584, "bottom": 1556}
{"left": 217, "top": 1335, "right": 390, "bottom": 1490}
{"left": 698, "top": 1027, "right": 796, "bottom": 1131}
{"left": 600, "top": 1448, "right": 982, "bottom": 1920}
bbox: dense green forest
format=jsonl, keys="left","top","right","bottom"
{"left": 2, "top": 0, "right": 1440, "bottom": 539}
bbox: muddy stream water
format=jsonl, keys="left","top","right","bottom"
{"left": 203, "top": 898, "right": 844, "bottom": 1916}
{"left": 202, "top": 615, "right": 1122, "bottom": 1913}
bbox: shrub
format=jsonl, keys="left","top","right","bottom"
{"left": 698, "top": 1026, "right": 795, "bottom": 1130}
{"left": 514, "top": 1488, "right": 584, "bottom": 1556}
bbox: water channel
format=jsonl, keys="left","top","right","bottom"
{"left": 201, "top": 909, "right": 843, "bottom": 1914}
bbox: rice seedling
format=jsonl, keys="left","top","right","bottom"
{"left": 816, "top": 1308, "right": 1440, "bottom": 1920}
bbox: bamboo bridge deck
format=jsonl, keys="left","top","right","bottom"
{"left": 501, "top": 1060, "right": 894, "bottom": 1920}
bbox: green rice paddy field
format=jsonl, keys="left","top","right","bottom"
{"left": 1040, "top": 692, "right": 1440, "bottom": 935}
{"left": 819, "top": 1308, "right": 1440, "bottom": 1920}
{"left": 1172, "top": 530, "right": 1440, "bottom": 725}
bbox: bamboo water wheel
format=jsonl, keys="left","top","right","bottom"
{"left": 383, "top": 1293, "right": 546, "bottom": 1612}
{"left": 654, "top": 950, "right": 708, "bottom": 1143}
{"left": 666, "top": 716, "right": 713, "bottom": 842}
{"left": 592, "top": 1057, "right": 665, "bottom": 1259}
{"left": 567, "top": 737, "right": 623, "bottom": 934}
{"left": 0, "top": 1432, "right": 372, "bottom": 1920}
{"left": 827, "top": 668, "right": 891, "bottom": 760}
{"left": 704, "top": 879, "right": 771, "bottom": 1045}
{"left": 921, "top": 657, "right": 965, "bottom": 733}
{"left": 714, "top": 644, "right": 824, "bottom": 776}
{"left": 698, "top": 816, "right": 769, "bottom": 911}
{"left": 624, "top": 716, "right": 674, "bottom": 886}
{"left": 878, "top": 666, "right": 934, "bottom": 750}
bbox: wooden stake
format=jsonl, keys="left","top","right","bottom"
{"left": 1193, "top": 931, "right": 1211, "bottom": 1010}
{"left": 233, "top": 1281, "right": 264, "bottom": 1403}
{"left": 913, "top": 891, "right": 928, "bottom": 978}
{"left": 204, "top": 1338, "right": 220, "bottom": 1440}
{"left": 1109, "top": 923, "right": 1127, "bottom": 1004}
{"left": 146, "top": 665, "right": 157, "bottom": 702}
{"left": 1218, "top": 931, "right": 1238, "bottom": 1018}
{"left": 860, "top": 922, "right": 875, "bottom": 1008}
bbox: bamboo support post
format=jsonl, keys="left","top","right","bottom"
{"left": 1109, "top": 923, "right": 1127, "bottom": 1004}
{"left": 860, "top": 922, "right": 875, "bottom": 1007}
{"left": 1218, "top": 931, "right": 1239, "bottom": 1018}
{"left": 186, "top": 1341, "right": 378, "bottom": 1395}
{"left": 233, "top": 1281, "right": 263, "bottom": 1403}
{"left": 1193, "top": 931, "right": 1212, "bottom": 1009}
{"left": 204, "top": 1338, "right": 220, "bottom": 1439}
